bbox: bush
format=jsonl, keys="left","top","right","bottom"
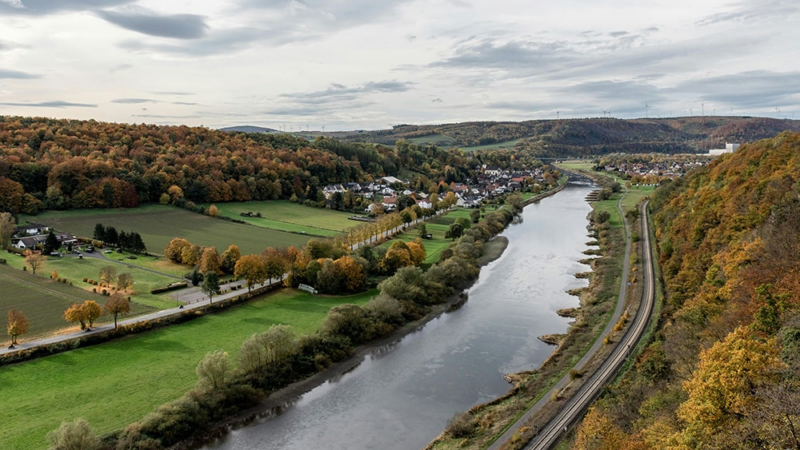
{"left": 445, "top": 412, "right": 476, "bottom": 438}
{"left": 0, "top": 258, "right": 6, "bottom": 264}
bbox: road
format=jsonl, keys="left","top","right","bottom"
{"left": 0, "top": 277, "right": 282, "bottom": 356}
{"left": 523, "top": 199, "right": 655, "bottom": 449}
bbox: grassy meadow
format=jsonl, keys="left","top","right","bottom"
{"left": 0, "top": 288, "right": 376, "bottom": 450}
{"left": 461, "top": 138, "right": 522, "bottom": 152}
{"left": 3, "top": 252, "right": 178, "bottom": 310}
{"left": 205, "top": 200, "right": 360, "bottom": 237}
{"left": 0, "top": 263, "right": 153, "bottom": 341}
{"left": 20, "top": 204, "right": 311, "bottom": 256}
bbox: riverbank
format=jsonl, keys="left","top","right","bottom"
{"left": 426, "top": 180, "right": 631, "bottom": 450}
{"left": 180, "top": 232, "right": 515, "bottom": 450}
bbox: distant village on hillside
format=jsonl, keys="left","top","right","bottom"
{"left": 322, "top": 166, "right": 550, "bottom": 213}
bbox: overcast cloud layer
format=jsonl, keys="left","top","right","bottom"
{"left": 1, "top": 0, "right": 798, "bottom": 130}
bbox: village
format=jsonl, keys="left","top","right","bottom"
{"left": 322, "top": 165, "right": 552, "bottom": 214}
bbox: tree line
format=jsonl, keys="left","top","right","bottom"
{"left": 45, "top": 193, "right": 526, "bottom": 450}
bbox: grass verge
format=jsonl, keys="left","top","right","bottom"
{"left": 0, "top": 288, "right": 376, "bottom": 450}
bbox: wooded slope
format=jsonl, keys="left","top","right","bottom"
{"left": 573, "top": 131, "right": 800, "bottom": 449}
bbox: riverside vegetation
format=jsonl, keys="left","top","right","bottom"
{"left": 570, "top": 131, "right": 800, "bottom": 450}
{"left": 29, "top": 194, "right": 529, "bottom": 450}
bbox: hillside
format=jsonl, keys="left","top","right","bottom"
{"left": 572, "top": 131, "right": 800, "bottom": 449}
{"left": 218, "top": 125, "right": 279, "bottom": 133}
{"left": 0, "top": 116, "right": 482, "bottom": 215}
{"left": 342, "top": 117, "right": 800, "bottom": 157}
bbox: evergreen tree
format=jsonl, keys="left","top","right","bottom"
{"left": 118, "top": 230, "right": 129, "bottom": 251}
{"left": 93, "top": 223, "right": 105, "bottom": 241}
{"left": 105, "top": 226, "right": 119, "bottom": 246}
{"left": 44, "top": 230, "right": 60, "bottom": 254}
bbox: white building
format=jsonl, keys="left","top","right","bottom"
{"left": 709, "top": 143, "right": 740, "bottom": 156}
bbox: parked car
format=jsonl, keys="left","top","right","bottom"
{"left": 104, "top": 250, "right": 112, "bottom": 254}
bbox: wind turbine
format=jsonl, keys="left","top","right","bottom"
{"left": 556, "top": 111, "right": 560, "bottom": 120}
{"left": 602, "top": 109, "right": 608, "bottom": 118}
{"left": 645, "top": 103, "right": 649, "bottom": 119}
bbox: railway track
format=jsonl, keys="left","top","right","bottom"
{"left": 524, "top": 200, "right": 656, "bottom": 449}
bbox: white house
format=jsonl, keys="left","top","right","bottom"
{"left": 709, "top": 142, "right": 740, "bottom": 156}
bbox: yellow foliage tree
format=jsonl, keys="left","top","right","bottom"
{"left": 407, "top": 238, "right": 427, "bottom": 265}
{"left": 335, "top": 255, "right": 365, "bottom": 292}
{"left": 7, "top": 309, "right": 29, "bottom": 346}
{"left": 208, "top": 204, "right": 219, "bottom": 217}
{"left": 164, "top": 238, "right": 191, "bottom": 264}
{"left": 234, "top": 254, "right": 267, "bottom": 293}
{"left": 199, "top": 246, "right": 222, "bottom": 274}
{"left": 675, "top": 326, "right": 784, "bottom": 447}
{"left": 574, "top": 407, "right": 628, "bottom": 450}
{"left": 24, "top": 249, "right": 46, "bottom": 275}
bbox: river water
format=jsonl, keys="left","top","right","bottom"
{"left": 203, "top": 179, "right": 596, "bottom": 450}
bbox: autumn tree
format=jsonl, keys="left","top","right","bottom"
{"left": 407, "top": 238, "right": 427, "bottom": 265}
{"left": 104, "top": 293, "right": 130, "bottom": 328}
{"left": 82, "top": 301, "right": 102, "bottom": 329}
{"left": 24, "top": 249, "right": 46, "bottom": 274}
{"left": 234, "top": 254, "right": 267, "bottom": 294}
{"left": 199, "top": 246, "right": 222, "bottom": 274}
{"left": 196, "top": 350, "right": 232, "bottom": 391}
{"left": 181, "top": 244, "right": 202, "bottom": 266}
{"left": 261, "top": 247, "right": 287, "bottom": 284}
{"left": 167, "top": 185, "right": 184, "bottom": 203}
{"left": 239, "top": 324, "right": 297, "bottom": 379}
{"left": 676, "top": 326, "right": 785, "bottom": 446}
{"left": 7, "top": 309, "right": 29, "bottom": 347}
{"left": 220, "top": 244, "right": 241, "bottom": 274}
{"left": 99, "top": 265, "right": 116, "bottom": 286}
{"left": 207, "top": 204, "right": 220, "bottom": 217}
{"left": 0, "top": 212, "right": 15, "bottom": 249}
{"left": 47, "top": 417, "right": 100, "bottom": 450}
{"left": 116, "top": 272, "right": 134, "bottom": 291}
{"left": 201, "top": 272, "right": 221, "bottom": 304}
{"left": 64, "top": 303, "right": 88, "bottom": 330}
{"left": 164, "top": 238, "right": 191, "bottom": 264}
{"left": 334, "top": 255, "right": 365, "bottom": 292}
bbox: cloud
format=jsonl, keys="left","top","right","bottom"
{"left": 0, "top": 100, "right": 96, "bottom": 107}
{"left": 108, "top": 64, "right": 132, "bottom": 73}
{"left": 429, "top": 32, "right": 767, "bottom": 84}
{"left": 97, "top": 7, "right": 208, "bottom": 39}
{"left": 0, "top": 68, "right": 40, "bottom": 79}
{"left": 112, "top": 98, "right": 158, "bottom": 104}
{"left": 118, "top": 27, "right": 277, "bottom": 57}
{"left": 431, "top": 98, "right": 443, "bottom": 103}
{"left": 237, "top": 0, "right": 415, "bottom": 28}
{"left": 172, "top": 101, "right": 198, "bottom": 106}
{"left": 151, "top": 91, "right": 194, "bottom": 96}
{"left": 675, "top": 70, "right": 800, "bottom": 108}
{"left": 697, "top": 0, "right": 800, "bottom": 25}
{"left": 0, "top": 0, "right": 133, "bottom": 15}
{"left": 280, "top": 80, "right": 413, "bottom": 103}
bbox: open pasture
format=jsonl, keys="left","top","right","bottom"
{"left": 0, "top": 288, "right": 376, "bottom": 450}
{"left": 0, "top": 263, "right": 152, "bottom": 341}
{"left": 21, "top": 204, "right": 310, "bottom": 256}
{"left": 207, "top": 200, "right": 361, "bottom": 236}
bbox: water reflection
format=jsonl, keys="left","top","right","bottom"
{"left": 203, "top": 180, "right": 595, "bottom": 450}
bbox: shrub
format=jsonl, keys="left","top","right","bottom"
{"left": 445, "top": 412, "right": 476, "bottom": 439}
{"left": 82, "top": 277, "right": 88, "bottom": 282}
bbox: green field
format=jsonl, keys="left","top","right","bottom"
{"left": 206, "top": 200, "right": 360, "bottom": 237}
{"left": 0, "top": 263, "right": 154, "bottom": 341}
{"left": 3, "top": 253, "right": 177, "bottom": 310}
{"left": 0, "top": 288, "right": 376, "bottom": 450}
{"left": 379, "top": 209, "right": 479, "bottom": 264}
{"left": 461, "top": 138, "right": 522, "bottom": 152}
{"left": 407, "top": 134, "right": 457, "bottom": 146}
{"left": 20, "top": 204, "right": 311, "bottom": 256}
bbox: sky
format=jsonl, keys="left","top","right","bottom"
{"left": 0, "top": 0, "right": 799, "bottom": 130}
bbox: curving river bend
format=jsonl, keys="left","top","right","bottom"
{"left": 203, "top": 179, "right": 596, "bottom": 450}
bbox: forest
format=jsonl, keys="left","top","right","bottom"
{"left": 342, "top": 117, "right": 800, "bottom": 157}
{"left": 573, "top": 131, "right": 800, "bottom": 449}
{"left": 0, "top": 116, "right": 534, "bottom": 215}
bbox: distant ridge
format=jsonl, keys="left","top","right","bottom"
{"left": 219, "top": 125, "right": 278, "bottom": 133}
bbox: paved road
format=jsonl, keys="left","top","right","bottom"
{"left": 0, "top": 277, "right": 281, "bottom": 357}
{"left": 523, "top": 200, "right": 655, "bottom": 449}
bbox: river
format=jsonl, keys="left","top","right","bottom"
{"left": 202, "top": 179, "right": 596, "bottom": 450}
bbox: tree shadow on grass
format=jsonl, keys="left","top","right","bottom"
{"left": 135, "top": 338, "right": 193, "bottom": 353}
